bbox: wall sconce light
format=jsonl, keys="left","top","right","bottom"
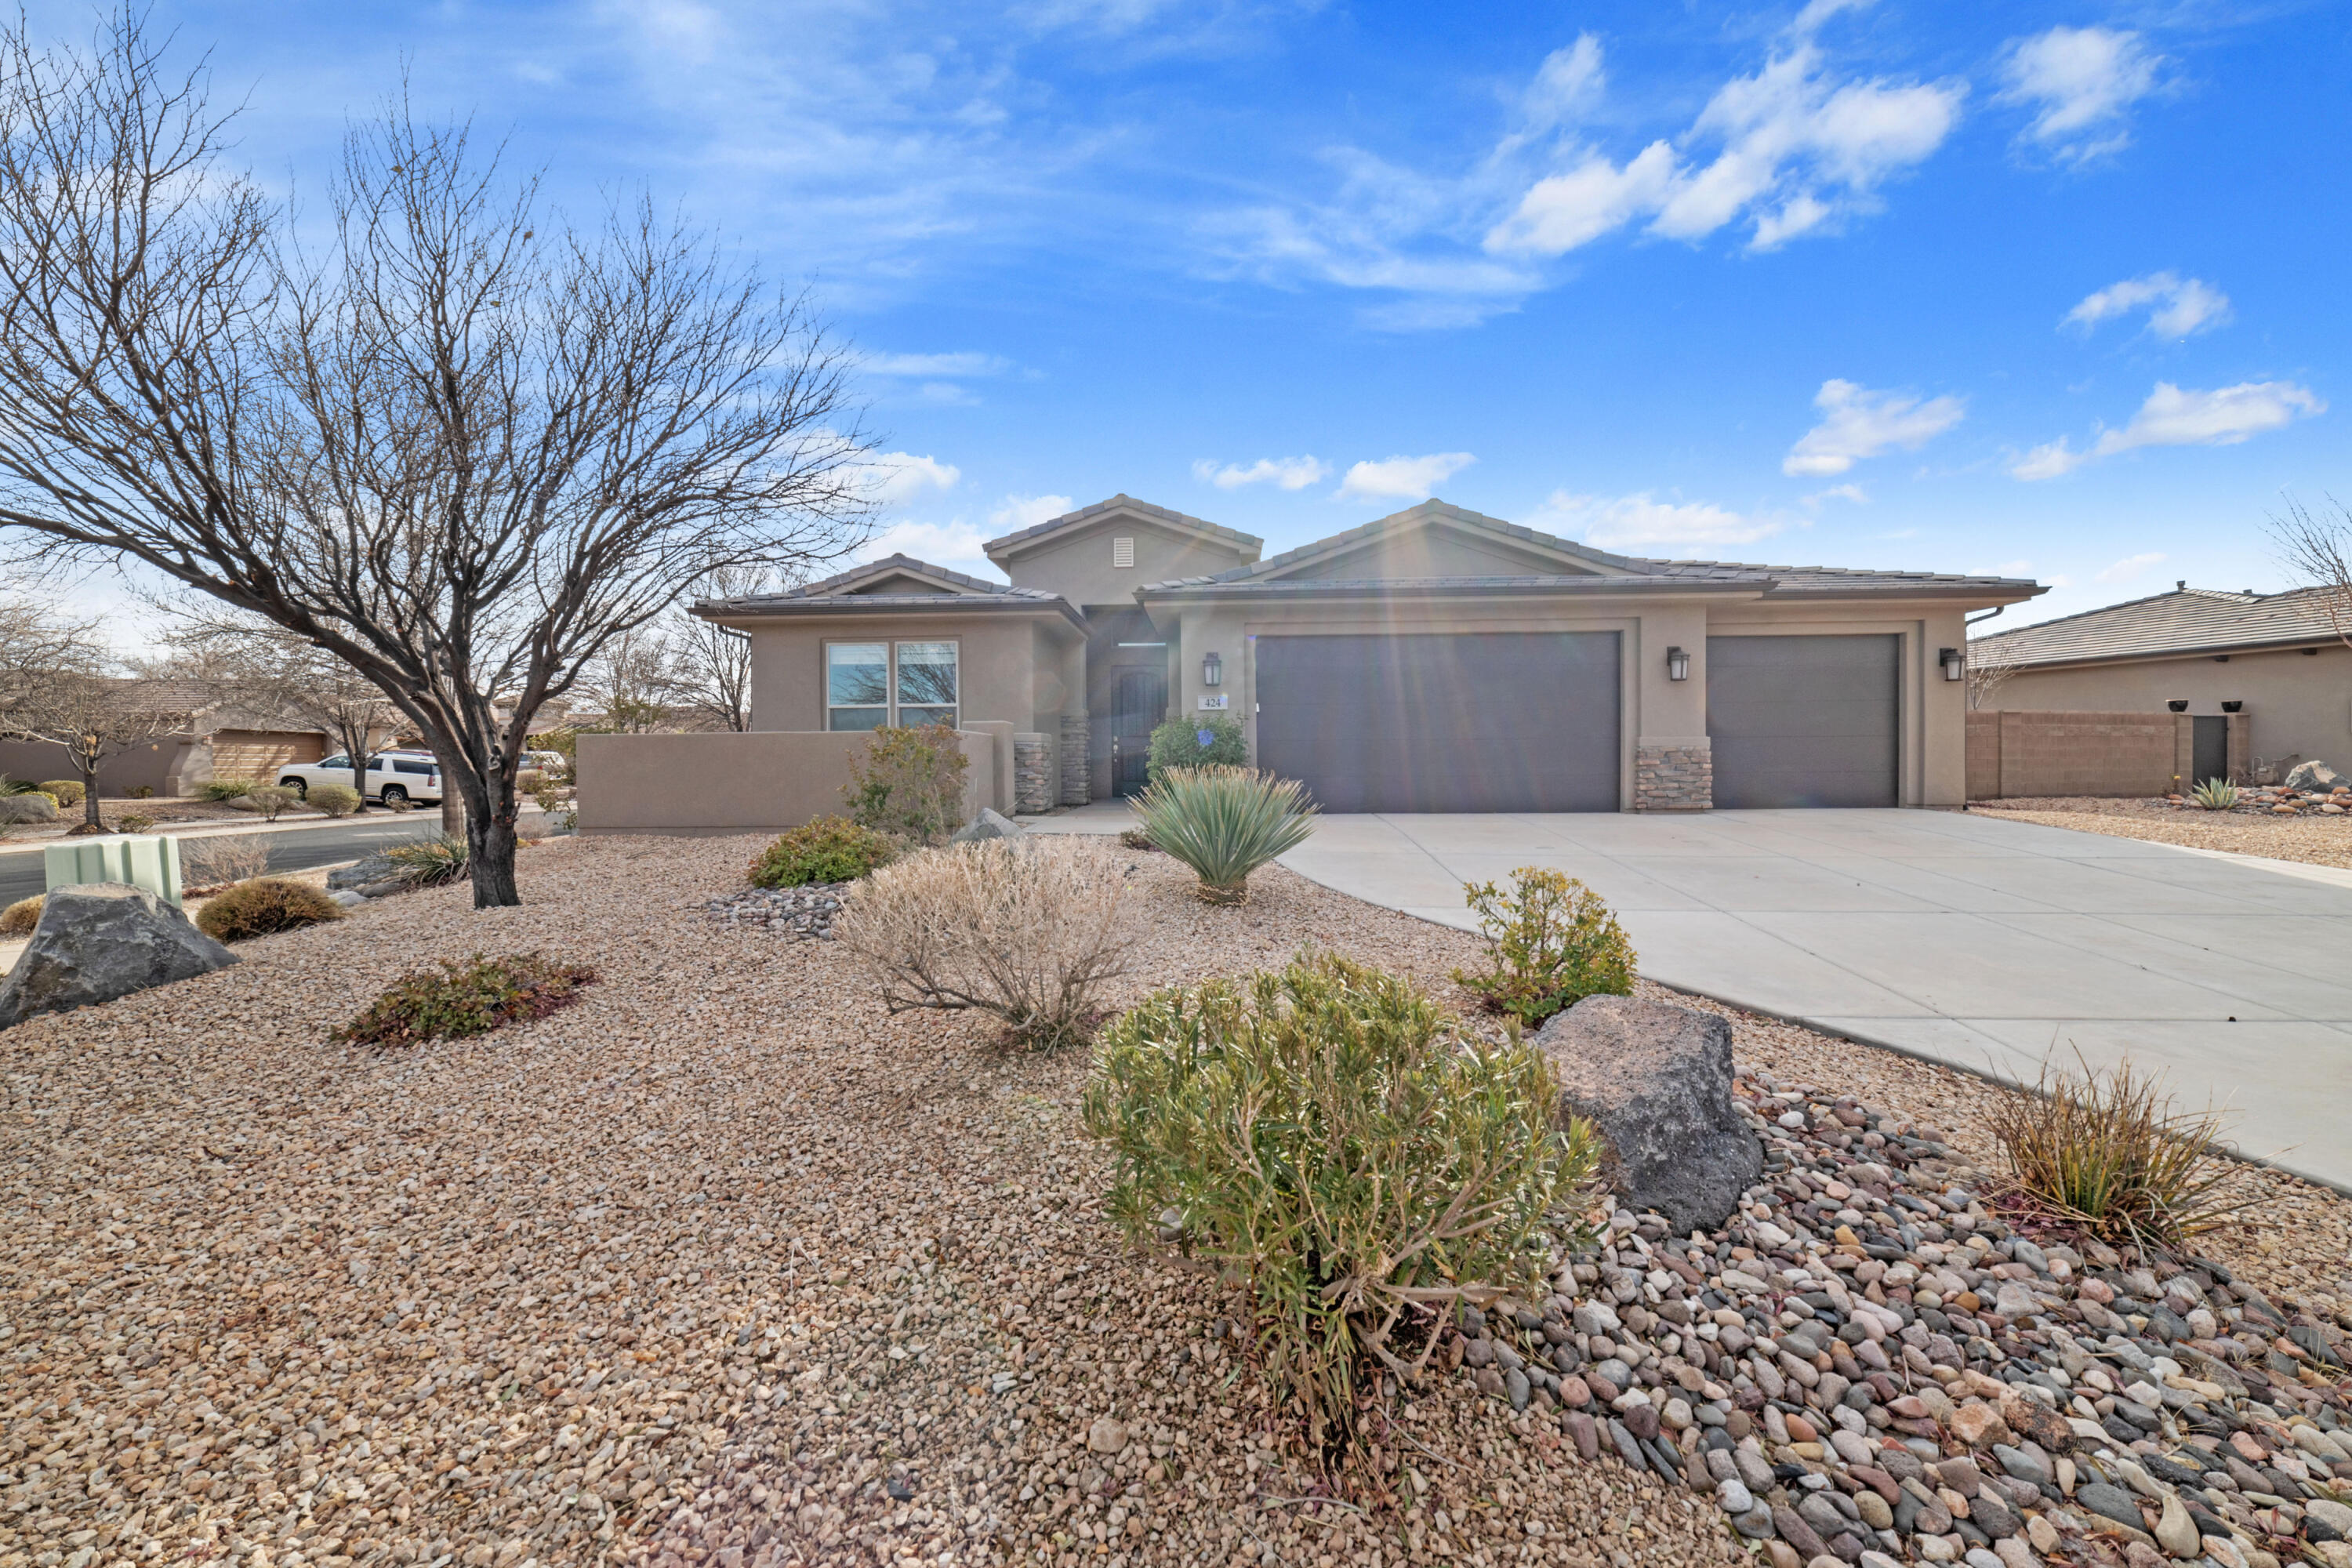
{"left": 2167, "top": 699, "right": 2189, "bottom": 713}
{"left": 2221, "top": 700, "right": 2243, "bottom": 713}
{"left": 1939, "top": 647, "right": 1964, "bottom": 681}
{"left": 1666, "top": 646, "right": 1690, "bottom": 682}
{"left": 1201, "top": 651, "right": 1222, "bottom": 687}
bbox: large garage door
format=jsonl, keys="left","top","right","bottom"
{"left": 1255, "top": 633, "right": 1620, "bottom": 812}
{"left": 1707, "top": 635, "right": 1898, "bottom": 808}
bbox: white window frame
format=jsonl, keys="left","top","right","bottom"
{"left": 824, "top": 639, "right": 961, "bottom": 731}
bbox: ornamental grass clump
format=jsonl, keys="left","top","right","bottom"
{"left": 383, "top": 833, "right": 470, "bottom": 887}
{"left": 1082, "top": 951, "right": 1596, "bottom": 1465}
{"left": 1454, "top": 866, "right": 1636, "bottom": 1027}
{"left": 194, "top": 877, "right": 346, "bottom": 942}
{"left": 747, "top": 815, "right": 898, "bottom": 887}
{"left": 1986, "top": 1051, "right": 2249, "bottom": 1251}
{"left": 2190, "top": 776, "right": 2239, "bottom": 811}
{"left": 837, "top": 840, "right": 1132, "bottom": 1049}
{"left": 336, "top": 953, "right": 597, "bottom": 1047}
{"left": 1130, "top": 764, "right": 1318, "bottom": 905}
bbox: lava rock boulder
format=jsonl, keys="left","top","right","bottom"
{"left": 1533, "top": 993, "right": 1762, "bottom": 1232}
{"left": 0, "top": 883, "right": 239, "bottom": 1030}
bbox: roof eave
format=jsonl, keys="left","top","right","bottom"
{"left": 1986, "top": 630, "right": 2345, "bottom": 670}
{"left": 694, "top": 597, "right": 1089, "bottom": 632}
{"left": 1134, "top": 577, "right": 1777, "bottom": 604}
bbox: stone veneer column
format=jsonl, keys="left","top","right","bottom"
{"left": 1013, "top": 734, "right": 1053, "bottom": 815}
{"left": 1058, "top": 715, "right": 1092, "bottom": 806}
{"left": 1633, "top": 742, "right": 1712, "bottom": 811}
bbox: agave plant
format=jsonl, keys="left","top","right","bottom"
{"left": 2190, "top": 776, "right": 2239, "bottom": 811}
{"left": 1131, "top": 764, "right": 1319, "bottom": 905}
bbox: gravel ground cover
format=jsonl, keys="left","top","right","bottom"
{"left": 4, "top": 834, "right": 2350, "bottom": 1568}
{"left": 1969, "top": 799, "right": 2352, "bottom": 872}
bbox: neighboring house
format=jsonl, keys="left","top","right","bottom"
{"left": 1972, "top": 582, "right": 2352, "bottom": 781}
{"left": 659, "top": 494, "right": 2039, "bottom": 816}
{"left": 0, "top": 678, "right": 370, "bottom": 797}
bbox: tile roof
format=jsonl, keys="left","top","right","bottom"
{"left": 982, "top": 495, "right": 1264, "bottom": 559}
{"left": 691, "top": 554, "right": 1086, "bottom": 625}
{"left": 1971, "top": 583, "right": 2348, "bottom": 667}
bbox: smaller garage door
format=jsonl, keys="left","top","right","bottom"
{"left": 210, "top": 729, "right": 325, "bottom": 781}
{"left": 1707, "top": 635, "right": 1898, "bottom": 808}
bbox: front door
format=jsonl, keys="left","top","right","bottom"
{"left": 1112, "top": 668, "right": 1167, "bottom": 796}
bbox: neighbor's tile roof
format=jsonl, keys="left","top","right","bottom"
{"left": 982, "top": 495, "right": 1264, "bottom": 558}
{"left": 1971, "top": 584, "right": 2348, "bottom": 667}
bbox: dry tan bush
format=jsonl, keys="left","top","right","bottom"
{"left": 836, "top": 839, "right": 1132, "bottom": 1048}
{"left": 182, "top": 833, "right": 270, "bottom": 891}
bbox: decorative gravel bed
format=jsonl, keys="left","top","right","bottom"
{"left": 2, "top": 833, "right": 2347, "bottom": 1568}
{"left": 1971, "top": 798, "right": 2352, "bottom": 873}
{"left": 701, "top": 885, "right": 845, "bottom": 940}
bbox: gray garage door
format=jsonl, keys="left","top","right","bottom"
{"left": 1707, "top": 634, "right": 1898, "bottom": 808}
{"left": 1255, "top": 633, "right": 1620, "bottom": 812}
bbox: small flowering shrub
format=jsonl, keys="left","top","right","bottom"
{"left": 1454, "top": 866, "right": 1635, "bottom": 1027}
{"left": 748, "top": 815, "right": 899, "bottom": 887}
{"left": 194, "top": 877, "right": 346, "bottom": 942}
{"left": 337, "top": 953, "right": 597, "bottom": 1047}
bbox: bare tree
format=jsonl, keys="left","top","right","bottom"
{"left": 576, "top": 626, "right": 678, "bottom": 733}
{"left": 1965, "top": 636, "right": 2020, "bottom": 711}
{"left": 0, "top": 12, "right": 873, "bottom": 906}
{"left": 140, "top": 614, "right": 401, "bottom": 805}
{"left": 0, "top": 638, "right": 187, "bottom": 829}
{"left": 665, "top": 564, "right": 778, "bottom": 731}
{"left": 2270, "top": 495, "right": 2352, "bottom": 649}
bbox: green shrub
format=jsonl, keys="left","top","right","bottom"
{"left": 748, "top": 815, "right": 898, "bottom": 887}
{"left": 1145, "top": 714, "right": 1247, "bottom": 783}
{"left": 246, "top": 784, "right": 298, "bottom": 821}
{"left": 1083, "top": 952, "right": 1595, "bottom": 1462}
{"left": 844, "top": 724, "right": 969, "bottom": 844}
{"left": 0, "top": 895, "right": 41, "bottom": 937}
{"left": 118, "top": 811, "right": 157, "bottom": 833}
{"left": 125, "top": 785, "right": 155, "bottom": 799}
{"left": 199, "top": 777, "right": 257, "bottom": 801}
{"left": 383, "top": 834, "right": 470, "bottom": 887}
{"left": 40, "top": 779, "right": 83, "bottom": 808}
{"left": 1130, "top": 764, "right": 1318, "bottom": 905}
{"left": 307, "top": 782, "right": 362, "bottom": 818}
{"left": 336, "top": 953, "right": 597, "bottom": 1047}
{"left": 1454, "top": 866, "right": 1637, "bottom": 1027}
{"left": 194, "top": 877, "right": 347, "bottom": 942}
{"left": 1119, "top": 826, "right": 1156, "bottom": 851}
{"left": 2190, "top": 776, "right": 2238, "bottom": 811}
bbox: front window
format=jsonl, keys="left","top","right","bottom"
{"left": 826, "top": 641, "right": 960, "bottom": 731}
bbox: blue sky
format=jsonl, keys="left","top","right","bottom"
{"left": 48, "top": 0, "right": 2352, "bottom": 636}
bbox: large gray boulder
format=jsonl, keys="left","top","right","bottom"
{"left": 1533, "top": 993, "right": 1761, "bottom": 1234}
{"left": 0, "top": 883, "right": 239, "bottom": 1030}
{"left": 2284, "top": 759, "right": 2345, "bottom": 793}
{"left": 947, "top": 808, "right": 1028, "bottom": 846}
{"left": 0, "top": 792, "right": 59, "bottom": 824}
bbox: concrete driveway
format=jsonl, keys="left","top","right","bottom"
{"left": 1039, "top": 804, "right": 2352, "bottom": 1192}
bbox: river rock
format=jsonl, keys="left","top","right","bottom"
{"left": 0, "top": 884, "right": 238, "bottom": 1029}
{"left": 1533, "top": 993, "right": 1761, "bottom": 1232}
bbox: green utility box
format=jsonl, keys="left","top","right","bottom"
{"left": 43, "top": 834, "right": 185, "bottom": 908}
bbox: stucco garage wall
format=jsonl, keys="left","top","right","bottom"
{"left": 575, "top": 728, "right": 999, "bottom": 835}
{"left": 1994, "top": 643, "right": 2352, "bottom": 779}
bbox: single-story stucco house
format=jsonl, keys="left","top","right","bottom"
{"left": 0, "top": 678, "right": 350, "bottom": 798}
{"left": 1973, "top": 582, "right": 2352, "bottom": 783}
{"left": 577, "top": 495, "right": 2043, "bottom": 831}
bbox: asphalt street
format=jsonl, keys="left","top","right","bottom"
{"left": 0, "top": 815, "right": 444, "bottom": 907}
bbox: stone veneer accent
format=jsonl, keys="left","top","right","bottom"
{"left": 1058, "top": 715, "right": 1092, "bottom": 806}
{"left": 1634, "top": 742, "right": 1712, "bottom": 811}
{"left": 1013, "top": 733, "right": 1054, "bottom": 815}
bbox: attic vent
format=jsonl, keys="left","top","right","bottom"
{"left": 1112, "top": 536, "right": 1135, "bottom": 569}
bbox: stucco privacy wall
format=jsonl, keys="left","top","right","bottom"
{"left": 1151, "top": 597, "right": 1976, "bottom": 808}
{"left": 1994, "top": 642, "right": 2352, "bottom": 779}
{"left": 575, "top": 728, "right": 999, "bottom": 836}
{"left": 1963, "top": 710, "right": 2250, "bottom": 799}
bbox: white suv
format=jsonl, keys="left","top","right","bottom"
{"left": 278, "top": 751, "right": 446, "bottom": 808}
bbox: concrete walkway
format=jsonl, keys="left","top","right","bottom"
{"left": 1032, "top": 802, "right": 2352, "bottom": 1192}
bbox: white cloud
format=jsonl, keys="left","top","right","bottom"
{"left": 1998, "top": 27, "right": 2161, "bottom": 162}
{"left": 855, "top": 520, "right": 996, "bottom": 573}
{"left": 987, "top": 493, "right": 1076, "bottom": 532}
{"left": 859, "top": 450, "right": 962, "bottom": 504}
{"left": 1533, "top": 490, "right": 1783, "bottom": 550}
{"left": 2011, "top": 380, "right": 2327, "bottom": 479}
{"left": 864, "top": 351, "right": 1011, "bottom": 378}
{"left": 1782, "top": 379, "right": 1965, "bottom": 476}
{"left": 1791, "top": 0, "right": 1876, "bottom": 34}
{"left": 2096, "top": 551, "right": 2167, "bottom": 584}
{"left": 1489, "top": 45, "right": 1964, "bottom": 258}
{"left": 1806, "top": 483, "right": 1870, "bottom": 506}
{"left": 1192, "top": 456, "right": 1330, "bottom": 491}
{"left": 1336, "top": 452, "right": 1475, "bottom": 501}
{"left": 2063, "top": 273, "right": 2230, "bottom": 339}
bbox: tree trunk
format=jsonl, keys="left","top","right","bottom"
{"left": 466, "top": 779, "right": 521, "bottom": 908}
{"left": 441, "top": 790, "right": 463, "bottom": 839}
{"left": 81, "top": 765, "right": 102, "bottom": 828}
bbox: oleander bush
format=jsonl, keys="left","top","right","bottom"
{"left": 1083, "top": 951, "right": 1596, "bottom": 1463}
{"left": 194, "top": 877, "right": 346, "bottom": 942}
{"left": 39, "top": 779, "right": 83, "bottom": 807}
{"left": 307, "top": 782, "right": 361, "bottom": 818}
{"left": 748, "top": 815, "right": 899, "bottom": 887}
{"left": 1145, "top": 713, "right": 1247, "bottom": 784}
{"left": 382, "top": 834, "right": 470, "bottom": 887}
{"left": 1130, "top": 764, "right": 1319, "bottom": 905}
{"left": 837, "top": 840, "right": 1133, "bottom": 1049}
{"left": 1454, "top": 866, "right": 1637, "bottom": 1027}
{"left": 844, "top": 723, "right": 970, "bottom": 844}
{"left": 0, "top": 895, "right": 41, "bottom": 937}
{"left": 337, "top": 953, "right": 597, "bottom": 1047}
{"left": 199, "top": 777, "right": 257, "bottom": 801}
{"left": 182, "top": 834, "right": 271, "bottom": 891}
{"left": 1986, "top": 1051, "right": 2248, "bottom": 1250}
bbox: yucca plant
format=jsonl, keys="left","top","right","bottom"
{"left": 2190, "top": 776, "right": 2239, "bottom": 811}
{"left": 1130, "top": 764, "right": 1319, "bottom": 905}
{"left": 1083, "top": 952, "right": 1595, "bottom": 1467}
{"left": 1985, "top": 1051, "right": 2249, "bottom": 1250}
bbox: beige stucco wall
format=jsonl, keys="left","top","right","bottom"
{"left": 993, "top": 515, "right": 1252, "bottom": 605}
{"left": 739, "top": 612, "right": 1080, "bottom": 735}
{"left": 1991, "top": 643, "right": 2352, "bottom": 778}
{"left": 575, "top": 728, "right": 999, "bottom": 836}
